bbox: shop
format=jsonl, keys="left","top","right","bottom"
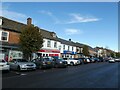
{"left": 61, "top": 50, "right": 77, "bottom": 58}
{"left": 37, "top": 48, "right": 60, "bottom": 57}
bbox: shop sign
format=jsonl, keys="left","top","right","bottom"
{"left": 9, "top": 50, "right": 23, "bottom": 59}
{"left": 39, "top": 49, "right": 60, "bottom": 53}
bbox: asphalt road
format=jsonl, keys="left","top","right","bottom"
{"left": 2, "top": 62, "right": 120, "bottom": 88}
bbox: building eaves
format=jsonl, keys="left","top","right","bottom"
{"left": 1, "top": 16, "right": 60, "bottom": 41}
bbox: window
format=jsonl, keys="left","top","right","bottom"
{"left": 72, "top": 47, "right": 74, "bottom": 51}
{"left": 54, "top": 41, "right": 57, "bottom": 48}
{"left": 47, "top": 40, "right": 51, "bottom": 47}
{"left": 68, "top": 46, "right": 70, "bottom": 51}
{"left": 63, "top": 45, "right": 65, "bottom": 50}
{"left": 1, "top": 31, "right": 9, "bottom": 41}
{"left": 59, "top": 45, "right": 61, "bottom": 50}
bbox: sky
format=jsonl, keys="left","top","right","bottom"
{"left": 1, "top": 2, "right": 118, "bottom": 52}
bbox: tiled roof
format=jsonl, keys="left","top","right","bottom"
{"left": 57, "top": 38, "right": 76, "bottom": 46}
{"left": 1, "top": 16, "right": 96, "bottom": 50}
{"left": 1, "top": 16, "right": 58, "bottom": 41}
{"left": 1, "top": 16, "right": 26, "bottom": 32}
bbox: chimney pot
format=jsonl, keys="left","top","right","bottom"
{"left": 27, "top": 18, "right": 32, "bottom": 25}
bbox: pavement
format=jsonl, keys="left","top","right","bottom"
{"left": 1, "top": 62, "right": 120, "bottom": 88}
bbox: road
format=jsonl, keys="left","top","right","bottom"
{"left": 2, "top": 62, "right": 120, "bottom": 88}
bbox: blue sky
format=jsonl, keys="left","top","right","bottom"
{"left": 1, "top": 2, "right": 118, "bottom": 51}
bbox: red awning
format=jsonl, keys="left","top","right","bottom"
{"left": 39, "top": 49, "right": 60, "bottom": 53}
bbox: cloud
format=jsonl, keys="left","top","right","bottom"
{"left": 0, "top": 4, "right": 28, "bottom": 24}
{"left": 1, "top": 10, "right": 28, "bottom": 24}
{"left": 38, "top": 10, "right": 60, "bottom": 24}
{"left": 66, "top": 13, "right": 100, "bottom": 24}
{"left": 65, "top": 28, "right": 83, "bottom": 35}
{"left": 39, "top": 10, "right": 53, "bottom": 16}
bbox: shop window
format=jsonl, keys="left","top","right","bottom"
{"left": 47, "top": 40, "right": 51, "bottom": 47}
{"left": 1, "top": 31, "right": 9, "bottom": 41}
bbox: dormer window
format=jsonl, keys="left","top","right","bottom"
{"left": 51, "top": 32, "right": 57, "bottom": 38}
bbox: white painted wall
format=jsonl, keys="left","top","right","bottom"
{"left": 42, "top": 38, "right": 61, "bottom": 50}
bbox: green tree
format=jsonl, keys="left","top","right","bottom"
{"left": 116, "top": 52, "right": 120, "bottom": 58}
{"left": 19, "top": 25, "right": 43, "bottom": 60}
{"left": 110, "top": 52, "right": 115, "bottom": 58}
{"left": 83, "top": 45, "right": 89, "bottom": 57}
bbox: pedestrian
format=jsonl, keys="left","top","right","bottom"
{"left": 5, "top": 55, "right": 8, "bottom": 62}
{"left": 9, "top": 56, "right": 13, "bottom": 61}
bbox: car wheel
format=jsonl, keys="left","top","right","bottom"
{"left": 55, "top": 64, "right": 58, "bottom": 68}
{"left": 70, "top": 62, "right": 74, "bottom": 66}
{"left": 39, "top": 65, "right": 43, "bottom": 69}
{"left": 17, "top": 66, "right": 21, "bottom": 72}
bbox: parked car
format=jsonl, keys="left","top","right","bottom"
{"left": 93, "top": 58, "right": 100, "bottom": 62}
{"left": 78, "top": 58, "right": 90, "bottom": 64}
{"left": 31, "top": 57, "right": 53, "bottom": 69}
{"left": 114, "top": 58, "right": 120, "bottom": 62}
{"left": 63, "top": 58, "right": 80, "bottom": 66}
{"left": 8, "top": 59, "right": 36, "bottom": 71}
{"left": 0, "top": 59, "right": 10, "bottom": 72}
{"left": 88, "top": 58, "right": 95, "bottom": 63}
{"left": 73, "top": 58, "right": 82, "bottom": 64}
{"left": 52, "top": 57, "right": 68, "bottom": 68}
{"left": 108, "top": 59, "right": 115, "bottom": 63}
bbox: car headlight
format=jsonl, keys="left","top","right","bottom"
{"left": 21, "top": 64, "right": 26, "bottom": 68}
{"left": 60, "top": 61, "right": 62, "bottom": 64}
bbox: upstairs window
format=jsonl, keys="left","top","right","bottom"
{"left": 68, "top": 46, "right": 70, "bottom": 51}
{"left": 47, "top": 40, "right": 51, "bottom": 47}
{"left": 59, "top": 45, "right": 61, "bottom": 50}
{"left": 1, "top": 31, "right": 9, "bottom": 41}
{"left": 54, "top": 41, "right": 57, "bottom": 48}
{"left": 72, "top": 47, "right": 74, "bottom": 51}
{"left": 63, "top": 45, "right": 65, "bottom": 50}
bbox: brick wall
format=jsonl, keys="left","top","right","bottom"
{"left": 8, "top": 31, "right": 20, "bottom": 44}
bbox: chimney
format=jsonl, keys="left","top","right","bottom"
{"left": 69, "top": 39, "right": 71, "bottom": 41}
{"left": 27, "top": 18, "right": 32, "bottom": 25}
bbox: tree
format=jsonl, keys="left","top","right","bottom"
{"left": 19, "top": 25, "right": 43, "bottom": 60}
{"left": 110, "top": 52, "right": 115, "bottom": 58}
{"left": 116, "top": 52, "right": 120, "bottom": 58}
{"left": 83, "top": 45, "right": 89, "bottom": 57}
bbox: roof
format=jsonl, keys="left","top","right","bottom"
{"left": 1, "top": 16, "right": 59, "bottom": 41}
{"left": 57, "top": 38, "right": 76, "bottom": 46}
{"left": 1, "top": 16, "right": 26, "bottom": 33}
{"left": 1, "top": 16, "right": 96, "bottom": 50}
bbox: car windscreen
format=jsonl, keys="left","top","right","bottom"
{"left": 16, "top": 59, "right": 28, "bottom": 62}
{"left": 44, "top": 58, "right": 52, "bottom": 61}
{"left": 57, "top": 59, "right": 63, "bottom": 61}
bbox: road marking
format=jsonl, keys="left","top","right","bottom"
{"left": 20, "top": 73, "right": 27, "bottom": 76}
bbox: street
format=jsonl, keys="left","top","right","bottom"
{"left": 2, "top": 62, "right": 119, "bottom": 88}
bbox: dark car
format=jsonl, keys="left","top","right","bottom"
{"left": 94, "top": 58, "right": 100, "bottom": 62}
{"left": 78, "top": 58, "right": 89, "bottom": 64}
{"left": 31, "top": 57, "right": 53, "bottom": 69}
{"left": 52, "top": 57, "right": 68, "bottom": 68}
{"left": 73, "top": 58, "right": 82, "bottom": 65}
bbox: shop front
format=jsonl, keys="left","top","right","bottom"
{"left": 37, "top": 49, "right": 60, "bottom": 57}
{"left": 61, "top": 50, "right": 77, "bottom": 58}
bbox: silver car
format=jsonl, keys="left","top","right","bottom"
{"left": 8, "top": 59, "right": 36, "bottom": 71}
{"left": 0, "top": 59, "right": 10, "bottom": 71}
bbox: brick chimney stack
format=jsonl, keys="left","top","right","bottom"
{"left": 27, "top": 18, "right": 32, "bottom": 25}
